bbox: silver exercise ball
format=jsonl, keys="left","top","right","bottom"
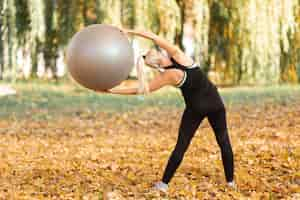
{"left": 67, "top": 24, "right": 134, "bottom": 90}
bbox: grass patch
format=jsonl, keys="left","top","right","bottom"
{"left": 1, "top": 81, "right": 300, "bottom": 119}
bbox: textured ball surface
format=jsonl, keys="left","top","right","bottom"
{"left": 67, "top": 24, "right": 134, "bottom": 90}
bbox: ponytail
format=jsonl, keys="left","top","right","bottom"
{"left": 136, "top": 55, "right": 149, "bottom": 95}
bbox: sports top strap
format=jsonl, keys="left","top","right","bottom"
{"left": 164, "top": 57, "right": 197, "bottom": 70}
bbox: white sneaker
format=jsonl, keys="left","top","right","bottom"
{"left": 227, "top": 181, "right": 236, "bottom": 189}
{"left": 153, "top": 181, "right": 168, "bottom": 193}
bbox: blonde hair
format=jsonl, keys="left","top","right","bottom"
{"left": 136, "top": 55, "right": 149, "bottom": 95}
{"left": 136, "top": 49, "right": 165, "bottom": 95}
{"left": 144, "top": 49, "right": 161, "bottom": 67}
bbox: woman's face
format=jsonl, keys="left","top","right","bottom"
{"left": 144, "top": 49, "right": 170, "bottom": 68}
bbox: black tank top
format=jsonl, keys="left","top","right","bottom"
{"left": 164, "top": 57, "right": 224, "bottom": 114}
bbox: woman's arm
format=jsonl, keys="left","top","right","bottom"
{"left": 108, "top": 70, "right": 182, "bottom": 95}
{"left": 121, "top": 28, "right": 193, "bottom": 66}
{"left": 108, "top": 85, "right": 138, "bottom": 95}
{"left": 123, "top": 29, "right": 179, "bottom": 56}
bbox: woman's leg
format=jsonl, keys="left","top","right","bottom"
{"left": 207, "top": 108, "right": 234, "bottom": 182}
{"left": 162, "top": 108, "right": 205, "bottom": 184}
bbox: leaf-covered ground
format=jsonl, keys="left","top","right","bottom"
{"left": 0, "top": 83, "right": 300, "bottom": 199}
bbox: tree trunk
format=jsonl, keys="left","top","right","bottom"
{"left": 279, "top": 0, "right": 299, "bottom": 83}
{"left": 14, "top": 0, "right": 31, "bottom": 79}
{"left": 0, "top": 0, "right": 4, "bottom": 80}
{"left": 155, "top": 0, "right": 181, "bottom": 45}
{"left": 6, "top": 0, "right": 17, "bottom": 82}
{"left": 44, "top": 0, "right": 58, "bottom": 79}
{"left": 97, "top": 0, "right": 122, "bottom": 26}
{"left": 28, "top": 0, "right": 45, "bottom": 78}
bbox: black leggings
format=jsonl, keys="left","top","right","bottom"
{"left": 162, "top": 107, "right": 234, "bottom": 183}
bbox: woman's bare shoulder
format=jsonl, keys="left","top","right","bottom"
{"left": 163, "top": 68, "right": 185, "bottom": 85}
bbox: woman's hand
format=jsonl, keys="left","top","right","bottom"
{"left": 119, "top": 27, "right": 131, "bottom": 35}
{"left": 131, "top": 30, "right": 156, "bottom": 40}
{"left": 118, "top": 27, "right": 138, "bottom": 36}
{"left": 107, "top": 87, "right": 138, "bottom": 95}
{"left": 93, "top": 89, "right": 110, "bottom": 93}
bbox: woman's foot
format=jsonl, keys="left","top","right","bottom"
{"left": 153, "top": 181, "right": 168, "bottom": 193}
{"left": 227, "top": 181, "right": 236, "bottom": 189}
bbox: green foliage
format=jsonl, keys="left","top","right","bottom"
{"left": 6, "top": 0, "right": 17, "bottom": 81}
{"left": 121, "top": 0, "right": 135, "bottom": 28}
{"left": 57, "top": 1, "right": 81, "bottom": 45}
{"left": 0, "top": 1, "right": 5, "bottom": 79}
{"left": 210, "top": 1, "right": 230, "bottom": 24}
{"left": 0, "top": 0, "right": 299, "bottom": 85}
{"left": 14, "top": 0, "right": 31, "bottom": 45}
{"left": 96, "top": 0, "right": 122, "bottom": 26}
{"left": 297, "top": 62, "right": 300, "bottom": 82}
{"left": 147, "top": 0, "right": 160, "bottom": 33}
{"left": 1, "top": 81, "right": 300, "bottom": 119}
{"left": 82, "top": 0, "right": 99, "bottom": 25}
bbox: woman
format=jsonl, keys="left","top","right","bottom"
{"left": 101, "top": 28, "right": 235, "bottom": 192}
